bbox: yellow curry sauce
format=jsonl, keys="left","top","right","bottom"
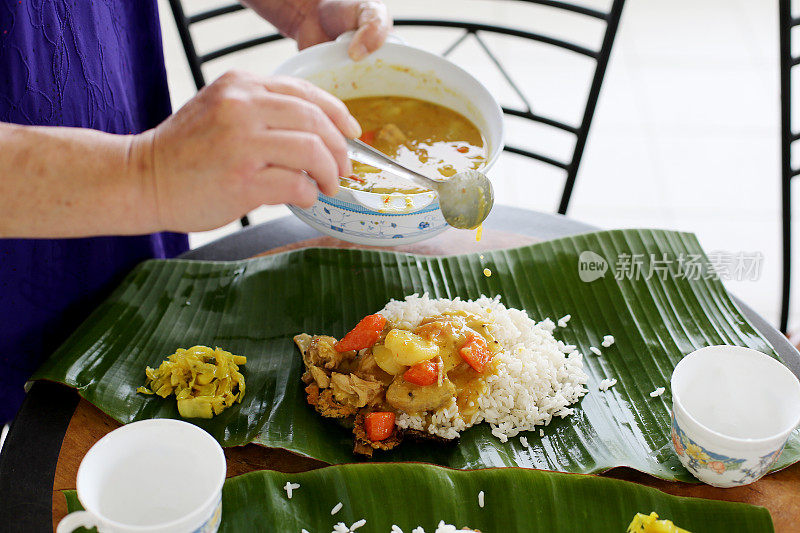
{"left": 342, "top": 96, "right": 487, "bottom": 194}
{"left": 408, "top": 312, "right": 500, "bottom": 421}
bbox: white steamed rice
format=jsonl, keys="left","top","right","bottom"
{"left": 379, "top": 294, "right": 589, "bottom": 442}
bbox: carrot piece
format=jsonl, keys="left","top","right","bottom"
{"left": 335, "top": 314, "right": 387, "bottom": 352}
{"left": 365, "top": 412, "right": 396, "bottom": 441}
{"left": 456, "top": 145, "right": 469, "bottom": 153}
{"left": 403, "top": 360, "right": 440, "bottom": 386}
{"left": 348, "top": 174, "right": 366, "bottom": 183}
{"left": 459, "top": 334, "right": 493, "bottom": 373}
{"left": 359, "top": 129, "right": 376, "bottom": 146}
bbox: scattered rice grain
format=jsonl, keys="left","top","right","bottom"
{"left": 650, "top": 387, "right": 666, "bottom": 398}
{"left": 598, "top": 378, "right": 617, "bottom": 391}
{"left": 589, "top": 346, "right": 602, "bottom": 356}
{"left": 520, "top": 436, "right": 529, "bottom": 448}
{"left": 283, "top": 481, "right": 300, "bottom": 499}
{"left": 557, "top": 314, "right": 571, "bottom": 328}
{"left": 331, "top": 502, "right": 343, "bottom": 515}
{"left": 601, "top": 335, "right": 615, "bottom": 348}
{"left": 478, "top": 490, "right": 485, "bottom": 508}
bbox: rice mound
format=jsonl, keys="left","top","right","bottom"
{"left": 379, "top": 293, "right": 589, "bottom": 441}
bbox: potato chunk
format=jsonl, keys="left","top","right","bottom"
{"left": 372, "top": 344, "right": 408, "bottom": 375}
{"left": 386, "top": 377, "right": 455, "bottom": 414}
{"left": 384, "top": 329, "right": 439, "bottom": 366}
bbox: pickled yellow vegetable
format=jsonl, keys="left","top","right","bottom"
{"left": 384, "top": 329, "right": 439, "bottom": 365}
{"left": 627, "top": 512, "right": 690, "bottom": 533}
{"left": 372, "top": 344, "right": 407, "bottom": 375}
{"left": 137, "top": 345, "right": 246, "bottom": 419}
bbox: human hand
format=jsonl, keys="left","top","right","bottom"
{"left": 295, "top": 0, "right": 392, "bottom": 60}
{"left": 133, "top": 70, "right": 361, "bottom": 232}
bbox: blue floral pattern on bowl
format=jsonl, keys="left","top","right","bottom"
{"left": 288, "top": 193, "right": 448, "bottom": 246}
{"left": 671, "top": 412, "right": 783, "bottom": 486}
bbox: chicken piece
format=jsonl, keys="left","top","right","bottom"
{"left": 352, "top": 351, "right": 394, "bottom": 386}
{"left": 330, "top": 373, "right": 383, "bottom": 408}
{"left": 305, "top": 383, "right": 359, "bottom": 418}
{"left": 309, "top": 365, "right": 330, "bottom": 388}
{"left": 352, "top": 411, "right": 404, "bottom": 457}
{"left": 376, "top": 123, "right": 407, "bottom": 147}
{"left": 294, "top": 334, "right": 354, "bottom": 370}
{"left": 294, "top": 333, "right": 313, "bottom": 354}
{"left": 386, "top": 377, "right": 456, "bottom": 414}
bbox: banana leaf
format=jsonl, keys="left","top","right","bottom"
{"left": 62, "top": 463, "right": 774, "bottom": 532}
{"left": 32, "top": 229, "right": 800, "bottom": 481}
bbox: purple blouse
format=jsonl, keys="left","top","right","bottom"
{"left": 0, "top": 0, "right": 189, "bottom": 422}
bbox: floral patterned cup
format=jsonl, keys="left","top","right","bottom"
{"left": 671, "top": 345, "right": 800, "bottom": 487}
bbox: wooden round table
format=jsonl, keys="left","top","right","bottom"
{"left": 2, "top": 206, "right": 799, "bottom": 532}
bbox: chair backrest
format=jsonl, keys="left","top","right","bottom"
{"left": 167, "top": 0, "right": 625, "bottom": 221}
{"left": 779, "top": 0, "right": 797, "bottom": 332}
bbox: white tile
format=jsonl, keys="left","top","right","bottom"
{"left": 630, "top": 64, "right": 777, "bottom": 135}
{"left": 619, "top": 0, "right": 760, "bottom": 66}
{"left": 570, "top": 127, "right": 670, "bottom": 212}
{"left": 654, "top": 135, "right": 780, "bottom": 211}
{"left": 733, "top": 0, "right": 779, "bottom": 64}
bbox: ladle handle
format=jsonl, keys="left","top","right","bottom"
{"left": 346, "top": 138, "right": 438, "bottom": 192}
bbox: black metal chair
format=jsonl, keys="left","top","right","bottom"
{"left": 780, "top": 0, "right": 797, "bottom": 333}
{"left": 166, "top": 0, "right": 625, "bottom": 226}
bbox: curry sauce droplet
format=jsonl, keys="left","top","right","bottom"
{"left": 475, "top": 224, "right": 483, "bottom": 242}
{"left": 483, "top": 268, "right": 492, "bottom": 277}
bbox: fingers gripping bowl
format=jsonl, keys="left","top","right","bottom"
{"left": 274, "top": 34, "right": 504, "bottom": 246}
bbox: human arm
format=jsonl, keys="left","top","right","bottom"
{"left": 241, "top": 0, "right": 391, "bottom": 60}
{"left": 0, "top": 123, "right": 155, "bottom": 238}
{"left": 0, "top": 71, "right": 360, "bottom": 238}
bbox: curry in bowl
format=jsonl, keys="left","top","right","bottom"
{"left": 342, "top": 96, "right": 487, "bottom": 194}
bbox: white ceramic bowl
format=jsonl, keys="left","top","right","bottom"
{"left": 274, "top": 33, "right": 504, "bottom": 246}
{"left": 670, "top": 345, "right": 800, "bottom": 487}
{"left": 57, "top": 419, "right": 225, "bottom": 533}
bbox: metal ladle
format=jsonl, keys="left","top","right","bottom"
{"left": 346, "top": 138, "right": 494, "bottom": 230}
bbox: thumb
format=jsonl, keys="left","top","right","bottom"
{"left": 348, "top": 2, "right": 391, "bottom": 61}
{"left": 319, "top": 1, "right": 392, "bottom": 61}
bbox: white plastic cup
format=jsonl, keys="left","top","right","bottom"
{"left": 57, "top": 419, "right": 226, "bottom": 533}
{"left": 671, "top": 345, "right": 800, "bottom": 487}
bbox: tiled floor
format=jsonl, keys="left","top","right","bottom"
{"left": 157, "top": 0, "right": 795, "bottom": 330}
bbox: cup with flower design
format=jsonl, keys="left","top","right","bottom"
{"left": 671, "top": 345, "right": 800, "bottom": 487}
